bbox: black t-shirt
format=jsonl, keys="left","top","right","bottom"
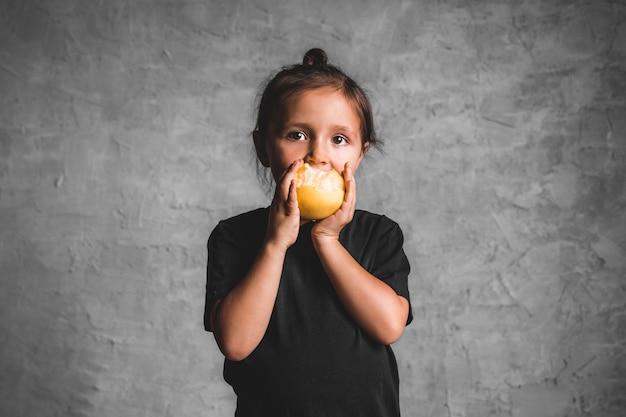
{"left": 205, "top": 208, "right": 412, "bottom": 417}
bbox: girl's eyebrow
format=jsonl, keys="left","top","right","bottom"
{"left": 282, "top": 121, "right": 357, "bottom": 135}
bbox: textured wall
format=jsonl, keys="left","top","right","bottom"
{"left": 1, "top": 0, "right": 625, "bottom": 416}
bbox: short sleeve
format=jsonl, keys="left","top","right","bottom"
{"left": 370, "top": 217, "right": 413, "bottom": 325}
{"left": 341, "top": 212, "right": 413, "bottom": 326}
{"left": 203, "top": 210, "right": 267, "bottom": 332}
{"left": 204, "top": 224, "right": 236, "bottom": 332}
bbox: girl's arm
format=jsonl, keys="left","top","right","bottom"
{"left": 211, "top": 161, "right": 303, "bottom": 361}
{"left": 311, "top": 162, "right": 409, "bottom": 345}
{"left": 211, "top": 240, "right": 288, "bottom": 361}
{"left": 312, "top": 236, "right": 410, "bottom": 345}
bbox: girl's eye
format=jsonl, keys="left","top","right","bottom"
{"left": 332, "top": 135, "right": 348, "bottom": 145}
{"left": 287, "top": 131, "right": 307, "bottom": 141}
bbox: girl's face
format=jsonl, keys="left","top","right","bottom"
{"left": 255, "top": 87, "right": 368, "bottom": 181}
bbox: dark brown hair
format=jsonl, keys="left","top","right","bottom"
{"left": 254, "top": 48, "right": 380, "bottom": 150}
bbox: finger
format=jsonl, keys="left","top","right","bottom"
{"left": 343, "top": 162, "right": 356, "bottom": 205}
{"left": 276, "top": 160, "right": 303, "bottom": 202}
{"left": 287, "top": 159, "right": 304, "bottom": 181}
{"left": 285, "top": 179, "right": 300, "bottom": 214}
{"left": 343, "top": 161, "right": 353, "bottom": 182}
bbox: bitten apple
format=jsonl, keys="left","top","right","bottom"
{"left": 295, "top": 163, "right": 345, "bottom": 220}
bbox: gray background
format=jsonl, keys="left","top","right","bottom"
{"left": 1, "top": 0, "right": 625, "bottom": 416}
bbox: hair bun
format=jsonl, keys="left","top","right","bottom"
{"left": 302, "top": 48, "right": 328, "bottom": 66}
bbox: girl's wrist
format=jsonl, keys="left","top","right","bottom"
{"left": 311, "top": 232, "right": 341, "bottom": 251}
{"left": 262, "top": 237, "right": 291, "bottom": 255}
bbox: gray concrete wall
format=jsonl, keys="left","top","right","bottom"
{"left": 1, "top": 0, "right": 625, "bottom": 416}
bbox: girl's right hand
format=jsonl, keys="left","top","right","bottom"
{"left": 265, "top": 159, "right": 303, "bottom": 251}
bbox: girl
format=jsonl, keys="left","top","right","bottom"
{"left": 204, "top": 48, "right": 413, "bottom": 416}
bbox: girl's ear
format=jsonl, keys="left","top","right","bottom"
{"left": 253, "top": 130, "right": 270, "bottom": 167}
{"left": 361, "top": 141, "right": 370, "bottom": 156}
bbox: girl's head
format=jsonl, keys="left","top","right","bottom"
{"left": 254, "top": 48, "right": 379, "bottom": 149}
{"left": 253, "top": 48, "right": 380, "bottom": 183}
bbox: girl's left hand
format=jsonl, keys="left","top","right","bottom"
{"left": 311, "top": 161, "right": 356, "bottom": 241}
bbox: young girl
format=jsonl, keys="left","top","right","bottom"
{"left": 204, "top": 48, "right": 413, "bottom": 416}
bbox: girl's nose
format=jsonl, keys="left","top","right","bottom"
{"left": 304, "top": 138, "right": 329, "bottom": 168}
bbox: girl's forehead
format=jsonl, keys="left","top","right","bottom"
{"left": 280, "top": 88, "right": 361, "bottom": 119}
{"left": 286, "top": 86, "right": 343, "bottom": 102}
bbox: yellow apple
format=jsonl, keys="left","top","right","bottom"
{"left": 295, "top": 163, "right": 345, "bottom": 220}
